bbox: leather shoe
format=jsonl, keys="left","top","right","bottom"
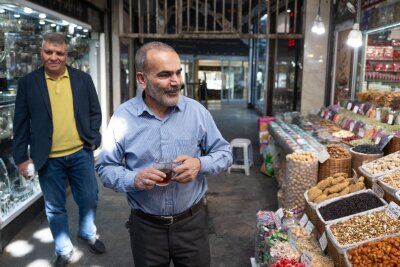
{"left": 53, "top": 250, "right": 73, "bottom": 267}
{"left": 79, "top": 236, "right": 106, "bottom": 254}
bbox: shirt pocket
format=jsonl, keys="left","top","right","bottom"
{"left": 174, "top": 139, "right": 200, "bottom": 157}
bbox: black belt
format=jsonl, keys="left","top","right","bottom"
{"left": 132, "top": 198, "right": 205, "bottom": 226}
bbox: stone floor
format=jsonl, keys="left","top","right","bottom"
{"left": 0, "top": 101, "right": 278, "bottom": 267}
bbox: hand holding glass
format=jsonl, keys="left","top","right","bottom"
{"left": 153, "top": 161, "right": 180, "bottom": 186}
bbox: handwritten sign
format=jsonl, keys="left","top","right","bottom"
{"left": 372, "top": 183, "right": 384, "bottom": 198}
{"left": 352, "top": 169, "right": 359, "bottom": 183}
{"left": 319, "top": 232, "right": 328, "bottom": 251}
{"left": 300, "top": 214, "right": 308, "bottom": 227}
{"left": 301, "top": 251, "right": 313, "bottom": 267}
{"left": 275, "top": 208, "right": 284, "bottom": 228}
{"left": 385, "top": 202, "right": 400, "bottom": 220}
{"left": 305, "top": 220, "right": 315, "bottom": 234}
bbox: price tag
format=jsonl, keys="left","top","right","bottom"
{"left": 289, "top": 236, "right": 297, "bottom": 248}
{"left": 275, "top": 208, "right": 283, "bottom": 228}
{"left": 319, "top": 232, "right": 328, "bottom": 251}
{"left": 359, "top": 128, "right": 365, "bottom": 138}
{"left": 353, "top": 106, "right": 359, "bottom": 114}
{"left": 305, "top": 220, "right": 315, "bottom": 234}
{"left": 347, "top": 103, "right": 352, "bottom": 110}
{"left": 301, "top": 251, "right": 313, "bottom": 267}
{"left": 372, "top": 183, "right": 384, "bottom": 198}
{"left": 318, "top": 149, "right": 331, "bottom": 163}
{"left": 388, "top": 114, "right": 394, "bottom": 125}
{"left": 375, "top": 136, "right": 381, "bottom": 145}
{"left": 385, "top": 202, "right": 400, "bottom": 220}
{"left": 349, "top": 122, "right": 355, "bottom": 132}
{"left": 352, "top": 169, "right": 359, "bottom": 183}
{"left": 300, "top": 214, "right": 309, "bottom": 227}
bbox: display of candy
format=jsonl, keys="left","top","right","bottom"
{"left": 255, "top": 211, "right": 276, "bottom": 265}
{"left": 269, "top": 243, "right": 301, "bottom": 265}
{"left": 271, "top": 257, "right": 304, "bottom": 267}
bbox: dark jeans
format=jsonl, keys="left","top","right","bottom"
{"left": 38, "top": 148, "right": 99, "bottom": 256}
{"left": 127, "top": 205, "right": 210, "bottom": 267}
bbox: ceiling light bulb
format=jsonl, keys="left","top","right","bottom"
{"left": 23, "top": 7, "right": 32, "bottom": 14}
{"left": 39, "top": 13, "right": 46, "bottom": 19}
{"left": 39, "top": 20, "right": 45, "bottom": 25}
{"left": 50, "top": 23, "right": 56, "bottom": 27}
{"left": 347, "top": 23, "right": 363, "bottom": 47}
{"left": 13, "top": 13, "right": 20, "bottom": 18}
{"left": 0, "top": 9, "right": 5, "bottom": 13}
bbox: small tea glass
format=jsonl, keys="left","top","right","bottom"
{"left": 153, "top": 161, "right": 180, "bottom": 186}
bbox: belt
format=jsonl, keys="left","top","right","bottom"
{"left": 132, "top": 198, "right": 205, "bottom": 226}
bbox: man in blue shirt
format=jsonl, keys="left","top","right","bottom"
{"left": 95, "top": 41, "right": 232, "bottom": 266}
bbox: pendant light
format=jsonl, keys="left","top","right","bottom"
{"left": 347, "top": 23, "right": 362, "bottom": 47}
{"left": 311, "top": 0, "right": 325, "bottom": 35}
{"left": 347, "top": 0, "right": 362, "bottom": 48}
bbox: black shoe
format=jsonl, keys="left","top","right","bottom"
{"left": 78, "top": 236, "right": 106, "bottom": 254}
{"left": 53, "top": 250, "right": 73, "bottom": 267}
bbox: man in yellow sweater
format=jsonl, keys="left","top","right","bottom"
{"left": 13, "top": 32, "right": 104, "bottom": 267}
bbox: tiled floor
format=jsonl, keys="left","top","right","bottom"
{"left": 0, "top": 101, "right": 278, "bottom": 267}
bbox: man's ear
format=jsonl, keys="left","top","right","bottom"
{"left": 136, "top": 72, "right": 146, "bottom": 88}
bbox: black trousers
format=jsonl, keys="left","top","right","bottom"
{"left": 126, "top": 205, "right": 210, "bottom": 267}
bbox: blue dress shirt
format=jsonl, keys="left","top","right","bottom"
{"left": 95, "top": 94, "right": 232, "bottom": 216}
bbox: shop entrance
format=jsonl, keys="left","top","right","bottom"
{"left": 181, "top": 58, "right": 248, "bottom": 109}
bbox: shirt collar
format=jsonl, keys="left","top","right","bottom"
{"left": 45, "top": 67, "right": 69, "bottom": 80}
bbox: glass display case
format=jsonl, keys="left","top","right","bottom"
{"left": 360, "top": 1, "right": 400, "bottom": 92}
{"left": 361, "top": 31, "right": 400, "bottom": 91}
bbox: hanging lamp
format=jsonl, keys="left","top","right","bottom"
{"left": 311, "top": 0, "right": 325, "bottom": 35}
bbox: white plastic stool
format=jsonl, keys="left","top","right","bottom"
{"left": 227, "top": 138, "right": 253, "bottom": 176}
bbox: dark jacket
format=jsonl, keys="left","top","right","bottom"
{"left": 12, "top": 65, "right": 102, "bottom": 170}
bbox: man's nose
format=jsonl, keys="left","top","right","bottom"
{"left": 170, "top": 74, "right": 181, "bottom": 86}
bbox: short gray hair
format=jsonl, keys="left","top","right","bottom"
{"left": 41, "top": 32, "right": 67, "bottom": 48}
{"left": 135, "top": 41, "right": 177, "bottom": 73}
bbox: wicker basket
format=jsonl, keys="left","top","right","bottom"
{"left": 350, "top": 148, "right": 384, "bottom": 177}
{"left": 384, "top": 136, "right": 400, "bottom": 155}
{"left": 318, "top": 156, "right": 352, "bottom": 181}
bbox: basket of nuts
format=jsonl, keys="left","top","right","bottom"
{"left": 318, "top": 144, "right": 351, "bottom": 181}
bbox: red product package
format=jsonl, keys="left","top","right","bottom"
{"left": 394, "top": 63, "right": 400, "bottom": 72}
{"left": 394, "top": 50, "right": 400, "bottom": 60}
{"left": 383, "top": 46, "right": 394, "bottom": 59}
{"left": 385, "top": 63, "right": 394, "bottom": 71}
{"left": 374, "top": 63, "right": 385, "bottom": 71}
